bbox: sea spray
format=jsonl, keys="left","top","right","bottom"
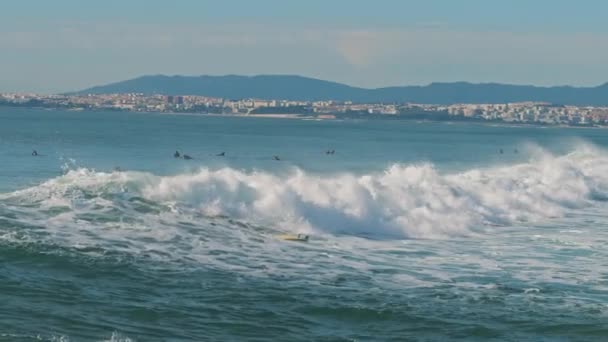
{"left": 2, "top": 145, "right": 607, "bottom": 241}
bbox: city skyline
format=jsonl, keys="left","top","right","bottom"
{"left": 3, "top": 91, "right": 608, "bottom": 127}
{"left": 1, "top": 0, "right": 608, "bottom": 93}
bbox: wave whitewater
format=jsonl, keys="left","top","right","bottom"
{"left": 1, "top": 144, "right": 607, "bottom": 240}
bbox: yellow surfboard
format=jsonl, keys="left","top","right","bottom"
{"left": 278, "top": 234, "right": 309, "bottom": 242}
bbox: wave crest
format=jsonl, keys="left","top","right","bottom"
{"left": 3, "top": 145, "right": 606, "bottom": 239}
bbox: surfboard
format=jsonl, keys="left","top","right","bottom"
{"left": 278, "top": 234, "right": 309, "bottom": 242}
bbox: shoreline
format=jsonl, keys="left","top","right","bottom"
{"left": 1, "top": 104, "right": 606, "bottom": 129}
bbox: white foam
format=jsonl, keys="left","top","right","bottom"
{"left": 134, "top": 144, "right": 607, "bottom": 238}
{"left": 101, "top": 332, "right": 134, "bottom": 342}
{"left": 3, "top": 145, "right": 608, "bottom": 328}
{"left": 2, "top": 144, "right": 608, "bottom": 240}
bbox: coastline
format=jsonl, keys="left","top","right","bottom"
{"left": 1, "top": 104, "right": 606, "bottom": 129}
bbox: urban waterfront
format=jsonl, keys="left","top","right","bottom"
{"left": 2, "top": 92, "right": 608, "bottom": 126}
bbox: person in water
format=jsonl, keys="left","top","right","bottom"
{"left": 174, "top": 150, "right": 181, "bottom": 158}
{"left": 273, "top": 155, "right": 281, "bottom": 161}
{"left": 183, "top": 154, "right": 193, "bottom": 160}
{"left": 217, "top": 152, "right": 225, "bottom": 157}
{"left": 499, "top": 148, "right": 504, "bottom": 154}
{"left": 32, "top": 150, "right": 38, "bottom": 156}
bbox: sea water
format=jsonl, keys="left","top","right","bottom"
{"left": 1, "top": 107, "right": 607, "bottom": 341}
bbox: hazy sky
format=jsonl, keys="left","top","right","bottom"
{"left": 2, "top": 0, "right": 608, "bottom": 93}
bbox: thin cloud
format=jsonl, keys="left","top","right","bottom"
{"left": 1, "top": 22, "right": 607, "bottom": 92}
{"left": 3, "top": 23, "right": 606, "bottom": 64}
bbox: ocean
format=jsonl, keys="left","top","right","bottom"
{"left": 1, "top": 107, "right": 607, "bottom": 341}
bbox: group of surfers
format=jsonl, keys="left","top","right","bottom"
{"left": 173, "top": 149, "right": 337, "bottom": 161}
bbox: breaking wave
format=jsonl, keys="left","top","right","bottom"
{"left": 1, "top": 144, "right": 607, "bottom": 240}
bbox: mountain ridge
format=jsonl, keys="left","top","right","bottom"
{"left": 73, "top": 75, "right": 608, "bottom": 106}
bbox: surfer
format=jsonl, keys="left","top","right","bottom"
{"left": 174, "top": 150, "right": 181, "bottom": 158}
{"left": 216, "top": 152, "right": 225, "bottom": 157}
{"left": 273, "top": 155, "right": 281, "bottom": 161}
{"left": 183, "top": 154, "right": 193, "bottom": 160}
{"left": 32, "top": 150, "right": 38, "bottom": 156}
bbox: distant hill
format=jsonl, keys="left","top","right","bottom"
{"left": 74, "top": 75, "right": 608, "bottom": 106}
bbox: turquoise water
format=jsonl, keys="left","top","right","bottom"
{"left": 1, "top": 107, "right": 608, "bottom": 341}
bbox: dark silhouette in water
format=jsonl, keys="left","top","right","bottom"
{"left": 32, "top": 150, "right": 38, "bottom": 156}
{"left": 499, "top": 148, "right": 504, "bottom": 154}
{"left": 183, "top": 154, "right": 193, "bottom": 160}
{"left": 325, "top": 150, "right": 335, "bottom": 155}
{"left": 514, "top": 148, "right": 519, "bottom": 154}
{"left": 217, "top": 152, "right": 225, "bottom": 157}
{"left": 273, "top": 155, "right": 281, "bottom": 161}
{"left": 174, "top": 150, "right": 181, "bottom": 158}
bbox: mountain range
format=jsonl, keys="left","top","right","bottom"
{"left": 75, "top": 75, "right": 608, "bottom": 106}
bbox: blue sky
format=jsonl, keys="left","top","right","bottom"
{"left": 1, "top": 0, "right": 608, "bottom": 93}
